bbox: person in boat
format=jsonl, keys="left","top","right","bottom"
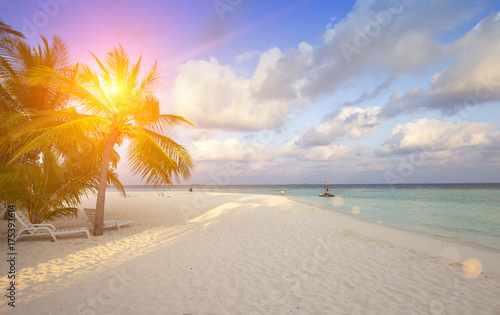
{"left": 324, "top": 181, "right": 329, "bottom": 194}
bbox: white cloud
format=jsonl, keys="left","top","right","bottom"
{"left": 250, "top": 42, "right": 313, "bottom": 101}
{"left": 299, "top": 106, "right": 382, "bottom": 146}
{"left": 303, "top": 144, "right": 367, "bottom": 162}
{"left": 191, "top": 137, "right": 269, "bottom": 162}
{"left": 381, "top": 12, "right": 500, "bottom": 118}
{"left": 380, "top": 119, "right": 494, "bottom": 154}
{"left": 303, "top": 0, "right": 483, "bottom": 99}
{"left": 172, "top": 42, "right": 313, "bottom": 131}
{"left": 283, "top": 135, "right": 371, "bottom": 161}
{"left": 234, "top": 50, "right": 260, "bottom": 64}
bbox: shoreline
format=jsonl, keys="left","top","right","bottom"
{"left": 283, "top": 195, "right": 500, "bottom": 274}
{"left": 286, "top": 195, "right": 500, "bottom": 253}
{"left": 1, "top": 191, "right": 499, "bottom": 314}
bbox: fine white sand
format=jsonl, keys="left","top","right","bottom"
{"left": 1, "top": 191, "right": 499, "bottom": 314}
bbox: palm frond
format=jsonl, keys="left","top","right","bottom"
{"left": 0, "top": 82, "right": 20, "bottom": 112}
{"left": 106, "top": 45, "right": 131, "bottom": 88}
{"left": 139, "top": 61, "right": 160, "bottom": 94}
{"left": 9, "top": 115, "right": 109, "bottom": 163}
{"left": 0, "top": 149, "right": 98, "bottom": 223}
{"left": 78, "top": 63, "right": 114, "bottom": 111}
{"left": 128, "top": 94, "right": 159, "bottom": 126}
{"left": 30, "top": 65, "right": 113, "bottom": 116}
{"left": 0, "top": 19, "right": 25, "bottom": 38}
{"left": 107, "top": 170, "right": 125, "bottom": 197}
{"left": 142, "top": 128, "right": 194, "bottom": 182}
{"left": 126, "top": 55, "right": 142, "bottom": 92}
{"left": 0, "top": 164, "right": 35, "bottom": 205}
{"left": 90, "top": 51, "right": 112, "bottom": 85}
{"left": 126, "top": 127, "right": 181, "bottom": 187}
{"left": 126, "top": 127, "right": 193, "bottom": 186}
{"left": 42, "top": 207, "right": 78, "bottom": 222}
{"left": 126, "top": 95, "right": 194, "bottom": 132}
{"left": 154, "top": 114, "right": 195, "bottom": 132}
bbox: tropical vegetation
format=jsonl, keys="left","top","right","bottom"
{"left": 0, "top": 20, "right": 194, "bottom": 234}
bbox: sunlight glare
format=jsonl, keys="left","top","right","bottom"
{"left": 103, "top": 82, "right": 121, "bottom": 97}
{"left": 110, "top": 85, "right": 119, "bottom": 94}
{"left": 351, "top": 205, "right": 360, "bottom": 215}
{"left": 332, "top": 196, "right": 344, "bottom": 208}
{"left": 462, "top": 258, "right": 482, "bottom": 278}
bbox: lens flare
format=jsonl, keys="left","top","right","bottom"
{"left": 351, "top": 205, "right": 360, "bottom": 215}
{"left": 462, "top": 258, "right": 483, "bottom": 278}
{"left": 332, "top": 196, "right": 344, "bottom": 207}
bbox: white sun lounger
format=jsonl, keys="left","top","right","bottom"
{"left": 83, "top": 208, "right": 135, "bottom": 230}
{"left": 14, "top": 212, "right": 90, "bottom": 242}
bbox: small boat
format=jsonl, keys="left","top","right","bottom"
{"left": 319, "top": 193, "right": 335, "bottom": 197}
{"left": 319, "top": 180, "right": 334, "bottom": 197}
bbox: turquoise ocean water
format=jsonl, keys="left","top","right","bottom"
{"left": 123, "top": 184, "right": 500, "bottom": 251}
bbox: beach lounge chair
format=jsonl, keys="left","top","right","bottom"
{"left": 14, "top": 212, "right": 90, "bottom": 242}
{"left": 83, "top": 208, "right": 135, "bottom": 230}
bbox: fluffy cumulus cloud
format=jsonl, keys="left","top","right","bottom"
{"left": 381, "top": 12, "right": 500, "bottom": 118}
{"left": 379, "top": 119, "right": 495, "bottom": 155}
{"left": 172, "top": 42, "right": 313, "bottom": 131}
{"left": 299, "top": 106, "right": 382, "bottom": 146}
{"left": 302, "top": 0, "right": 483, "bottom": 99}
{"left": 191, "top": 138, "right": 269, "bottom": 162}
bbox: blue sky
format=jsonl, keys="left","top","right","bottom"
{"left": 2, "top": 0, "right": 500, "bottom": 184}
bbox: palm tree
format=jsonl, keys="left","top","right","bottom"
{"left": 1, "top": 30, "right": 126, "bottom": 222}
{"left": 13, "top": 45, "right": 194, "bottom": 235}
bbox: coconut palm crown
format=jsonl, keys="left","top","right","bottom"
{"left": 13, "top": 45, "right": 194, "bottom": 235}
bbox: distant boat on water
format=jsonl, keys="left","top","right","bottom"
{"left": 319, "top": 192, "right": 335, "bottom": 197}
{"left": 319, "top": 180, "right": 335, "bottom": 197}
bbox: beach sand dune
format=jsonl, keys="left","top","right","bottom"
{"left": 1, "top": 192, "right": 499, "bottom": 314}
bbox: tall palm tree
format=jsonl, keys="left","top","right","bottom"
{"left": 1, "top": 31, "right": 126, "bottom": 222}
{"left": 13, "top": 45, "right": 194, "bottom": 235}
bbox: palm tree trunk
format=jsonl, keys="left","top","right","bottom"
{"left": 94, "top": 129, "right": 119, "bottom": 236}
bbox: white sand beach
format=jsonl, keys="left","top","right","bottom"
{"left": 1, "top": 191, "right": 499, "bottom": 314}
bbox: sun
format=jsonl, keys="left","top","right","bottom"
{"left": 110, "top": 85, "right": 119, "bottom": 94}
{"left": 102, "top": 82, "right": 121, "bottom": 97}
